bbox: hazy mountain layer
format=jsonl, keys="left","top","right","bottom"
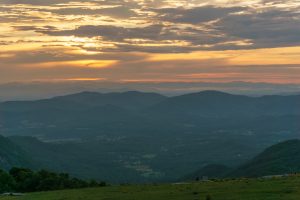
{"left": 0, "top": 91, "right": 299, "bottom": 182}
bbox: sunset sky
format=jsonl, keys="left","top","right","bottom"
{"left": 1, "top": 0, "right": 300, "bottom": 84}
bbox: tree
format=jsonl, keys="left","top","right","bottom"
{"left": 6, "top": 167, "right": 106, "bottom": 192}
{"left": 0, "top": 169, "right": 15, "bottom": 193}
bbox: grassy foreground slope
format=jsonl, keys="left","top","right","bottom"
{"left": 2, "top": 176, "right": 300, "bottom": 200}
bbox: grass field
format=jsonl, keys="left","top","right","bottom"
{"left": 1, "top": 177, "right": 300, "bottom": 200}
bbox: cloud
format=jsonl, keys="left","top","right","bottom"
{"left": 0, "top": 47, "right": 150, "bottom": 67}
{"left": 1, "top": 0, "right": 300, "bottom": 84}
{"left": 0, "top": 0, "right": 74, "bottom": 5}
{"left": 4, "top": 0, "right": 300, "bottom": 52}
{"left": 153, "top": 6, "right": 245, "bottom": 24}
{"left": 14, "top": 25, "right": 57, "bottom": 32}
{"left": 22, "top": 24, "right": 242, "bottom": 52}
{"left": 216, "top": 8, "right": 300, "bottom": 48}
{"left": 0, "top": 41, "right": 11, "bottom": 45}
{"left": 44, "top": 6, "right": 138, "bottom": 19}
{"left": 38, "top": 24, "right": 164, "bottom": 41}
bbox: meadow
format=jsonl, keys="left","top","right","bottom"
{"left": 1, "top": 176, "right": 300, "bottom": 200}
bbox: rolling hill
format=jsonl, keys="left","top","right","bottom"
{"left": 230, "top": 140, "right": 300, "bottom": 177}
{"left": 8, "top": 136, "right": 146, "bottom": 183}
{"left": 0, "top": 135, "right": 32, "bottom": 170}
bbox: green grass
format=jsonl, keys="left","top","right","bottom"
{"left": 2, "top": 176, "right": 300, "bottom": 200}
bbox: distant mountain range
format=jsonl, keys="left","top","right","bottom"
{"left": 0, "top": 90, "right": 299, "bottom": 183}
{"left": 1, "top": 81, "right": 300, "bottom": 101}
{"left": 1, "top": 90, "right": 299, "bottom": 138}
{"left": 149, "top": 90, "right": 300, "bottom": 117}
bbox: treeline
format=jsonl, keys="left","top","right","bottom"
{"left": 0, "top": 167, "right": 106, "bottom": 193}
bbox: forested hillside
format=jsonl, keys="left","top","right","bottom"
{"left": 230, "top": 140, "right": 300, "bottom": 177}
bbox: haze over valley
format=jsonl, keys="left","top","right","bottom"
{"left": 0, "top": 90, "right": 299, "bottom": 183}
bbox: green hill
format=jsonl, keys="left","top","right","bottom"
{"left": 0, "top": 135, "right": 32, "bottom": 170}
{"left": 231, "top": 140, "right": 300, "bottom": 177}
{"left": 8, "top": 136, "right": 144, "bottom": 183}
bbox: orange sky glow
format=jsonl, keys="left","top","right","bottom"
{"left": 1, "top": 0, "right": 300, "bottom": 84}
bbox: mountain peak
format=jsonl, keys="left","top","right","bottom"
{"left": 194, "top": 90, "right": 234, "bottom": 96}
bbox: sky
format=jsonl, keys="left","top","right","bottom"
{"left": 1, "top": 0, "right": 300, "bottom": 85}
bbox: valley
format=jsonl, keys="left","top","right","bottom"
{"left": 0, "top": 91, "right": 299, "bottom": 183}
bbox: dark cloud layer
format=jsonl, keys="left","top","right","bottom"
{"left": 216, "top": 8, "right": 300, "bottom": 48}
{"left": 45, "top": 6, "right": 138, "bottom": 19}
{"left": 40, "top": 24, "right": 164, "bottom": 41}
{"left": 3, "top": 0, "right": 300, "bottom": 52}
{"left": 153, "top": 6, "right": 245, "bottom": 24}
{"left": 1, "top": 0, "right": 74, "bottom": 5}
